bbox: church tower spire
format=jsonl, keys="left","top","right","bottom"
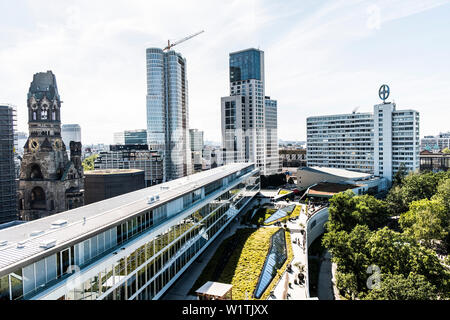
{"left": 18, "top": 71, "right": 84, "bottom": 221}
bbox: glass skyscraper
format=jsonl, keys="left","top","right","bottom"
{"left": 221, "top": 48, "right": 279, "bottom": 175}
{"left": 61, "top": 124, "right": 81, "bottom": 150}
{"left": 229, "top": 49, "right": 262, "bottom": 82}
{"left": 146, "top": 48, "right": 191, "bottom": 181}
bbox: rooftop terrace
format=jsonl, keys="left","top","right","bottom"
{"left": 0, "top": 163, "right": 254, "bottom": 274}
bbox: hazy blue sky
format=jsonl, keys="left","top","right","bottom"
{"left": 1, "top": 0, "right": 449, "bottom": 144}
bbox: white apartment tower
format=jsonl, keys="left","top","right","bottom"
{"left": 306, "top": 112, "right": 374, "bottom": 172}
{"left": 373, "top": 102, "right": 420, "bottom": 181}
{"left": 221, "top": 48, "right": 279, "bottom": 175}
{"left": 307, "top": 86, "right": 420, "bottom": 183}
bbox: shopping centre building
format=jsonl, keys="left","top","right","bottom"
{"left": 0, "top": 163, "right": 260, "bottom": 300}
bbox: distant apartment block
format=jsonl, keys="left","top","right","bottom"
{"left": 189, "top": 129, "right": 204, "bottom": 173}
{"left": 307, "top": 112, "right": 374, "bottom": 173}
{"left": 279, "top": 148, "right": 306, "bottom": 168}
{"left": 94, "top": 144, "right": 163, "bottom": 187}
{"left": 189, "top": 129, "right": 204, "bottom": 152}
{"left": 124, "top": 130, "right": 147, "bottom": 145}
{"left": 16, "top": 131, "right": 27, "bottom": 155}
{"left": 113, "top": 131, "right": 125, "bottom": 145}
{"left": 61, "top": 124, "right": 81, "bottom": 150}
{"left": 420, "top": 132, "right": 450, "bottom": 152}
{"left": 264, "top": 97, "right": 279, "bottom": 174}
{"left": 113, "top": 130, "right": 147, "bottom": 145}
{"left": 307, "top": 102, "right": 420, "bottom": 183}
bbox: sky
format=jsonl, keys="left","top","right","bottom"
{"left": 1, "top": 0, "right": 450, "bottom": 145}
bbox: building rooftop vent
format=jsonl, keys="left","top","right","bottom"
{"left": 39, "top": 239, "right": 57, "bottom": 249}
{"left": 17, "top": 241, "right": 27, "bottom": 249}
{"left": 51, "top": 219, "right": 68, "bottom": 227}
{"left": 30, "top": 230, "right": 45, "bottom": 237}
{"left": 147, "top": 195, "right": 160, "bottom": 204}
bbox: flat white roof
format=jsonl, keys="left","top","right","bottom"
{"left": 0, "top": 163, "right": 254, "bottom": 273}
{"left": 300, "top": 166, "right": 372, "bottom": 180}
{"left": 195, "top": 281, "right": 233, "bottom": 296}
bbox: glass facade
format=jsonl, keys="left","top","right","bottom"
{"left": 222, "top": 48, "right": 277, "bottom": 175}
{"left": 124, "top": 130, "right": 147, "bottom": 145}
{"left": 230, "top": 49, "right": 262, "bottom": 82}
{"left": 146, "top": 48, "right": 190, "bottom": 181}
{"left": 61, "top": 124, "right": 81, "bottom": 150}
{"left": 0, "top": 165, "right": 259, "bottom": 300}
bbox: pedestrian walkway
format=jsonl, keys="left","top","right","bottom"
{"left": 269, "top": 203, "right": 310, "bottom": 300}
{"left": 317, "top": 250, "right": 334, "bottom": 300}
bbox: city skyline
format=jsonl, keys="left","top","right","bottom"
{"left": 1, "top": 0, "right": 450, "bottom": 145}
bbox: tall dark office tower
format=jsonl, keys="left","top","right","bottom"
{"left": 18, "top": 71, "right": 84, "bottom": 221}
{"left": 0, "top": 104, "right": 18, "bottom": 223}
{"left": 221, "top": 48, "right": 279, "bottom": 175}
{"left": 146, "top": 48, "right": 192, "bottom": 182}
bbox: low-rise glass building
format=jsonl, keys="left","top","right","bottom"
{"left": 0, "top": 163, "right": 259, "bottom": 300}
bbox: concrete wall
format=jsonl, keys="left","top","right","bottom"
{"left": 305, "top": 207, "right": 329, "bottom": 299}
{"left": 84, "top": 171, "right": 145, "bottom": 204}
{"left": 306, "top": 207, "right": 329, "bottom": 248}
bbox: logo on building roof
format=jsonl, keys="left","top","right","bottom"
{"left": 378, "top": 84, "right": 390, "bottom": 102}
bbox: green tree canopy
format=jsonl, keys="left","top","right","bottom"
{"left": 323, "top": 225, "right": 450, "bottom": 299}
{"left": 364, "top": 273, "right": 438, "bottom": 300}
{"left": 392, "top": 162, "right": 407, "bottom": 186}
{"left": 386, "top": 171, "right": 449, "bottom": 215}
{"left": 399, "top": 199, "right": 448, "bottom": 247}
{"left": 82, "top": 154, "right": 98, "bottom": 171}
{"left": 432, "top": 178, "right": 450, "bottom": 212}
{"left": 326, "top": 190, "right": 389, "bottom": 233}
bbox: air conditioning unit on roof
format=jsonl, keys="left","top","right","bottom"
{"left": 51, "top": 219, "right": 68, "bottom": 227}
{"left": 40, "top": 239, "right": 57, "bottom": 249}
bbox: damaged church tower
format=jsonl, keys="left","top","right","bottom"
{"left": 18, "top": 71, "right": 84, "bottom": 221}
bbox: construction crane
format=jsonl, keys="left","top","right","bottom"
{"left": 163, "top": 30, "right": 204, "bottom": 51}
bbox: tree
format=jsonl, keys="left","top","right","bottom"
{"left": 82, "top": 154, "right": 98, "bottom": 171}
{"left": 365, "top": 273, "right": 438, "bottom": 300}
{"left": 324, "top": 225, "right": 450, "bottom": 299}
{"left": 399, "top": 199, "right": 448, "bottom": 247}
{"left": 326, "top": 191, "right": 389, "bottom": 233}
{"left": 386, "top": 171, "right": 444, "bottom": 215}
{"left": 323, "top": 225, "right": 372, "bottom": 295}
{"left": 353, "top": 194, "right": 389, "bottom": 230}
{"left": 336, "top": 271, "right": 358, "bottom": 299}
{"left": 392, "top": 162, "right": 407, "bottom": 186}
{"left": 442, "top": 147, "right": 450, "bottom": 154}
{"left": 432, "top": 178, "right": 450, "bottom": 212}
{"left": 367, "top": 227, "right": 450, "bottom": 295}
{"left": 432, "top": 178, "right": 450, "bottom": 250}
{"left": 366, "top": 227, "right": 415, "bottom": 276}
